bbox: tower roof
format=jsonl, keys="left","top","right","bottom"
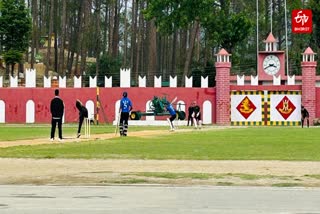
{"left": 264, "top": 32, "right": 277, "bottom": 43}
{"left": 215, "top": 48, "right": 230, "bottom": 56}
{"left": 302, "top": 47, "right": 316, "bottom": 55}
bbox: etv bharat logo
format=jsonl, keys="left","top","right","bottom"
{"left": 276, "top": 96, "right": 296, "bottom": 120}
{"left": 236, "top": 96, "right": 256, "bottom": 119}
{"left": 292, "top": 9, "right": 312, "bottom": 34}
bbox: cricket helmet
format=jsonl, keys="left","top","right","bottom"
{"left": 123, "top": 91, "right": 128, "bottom": 97}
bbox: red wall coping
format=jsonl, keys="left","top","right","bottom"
{"left": 230, "top": 85, "right": 302, "bottom": 91}
{"left": 230, "top": 75, "right": 320, "bottom": 81}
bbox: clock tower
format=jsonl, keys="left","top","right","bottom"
{"left": 258, "top": 33, "right": 285, "bottom": 81}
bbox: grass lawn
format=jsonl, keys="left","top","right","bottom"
{"left": 0, "top": 125, "right": 319, "bottom": 161}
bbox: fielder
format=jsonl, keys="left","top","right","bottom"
{"left": 301, "top": 105, "right": 309, "bottom": 128}
{"left": 119, "top": 92, "right": 133, "bottom": 136}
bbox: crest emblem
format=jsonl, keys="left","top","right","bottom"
{"left": 276, "top": 96, "right": 296, "bottom": 120}
{"left": 236, "top": 96, "right": 256, "bottom": 119}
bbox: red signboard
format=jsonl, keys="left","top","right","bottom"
{"left": 292, "top": 9, "right": 312, "bottom": 34}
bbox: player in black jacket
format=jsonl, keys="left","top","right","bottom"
{"left": 50, "top": 89, "right": 65, "bottom": 141}
{"left": 76, "top": 99, "right": 88, "bottom": 138}
{"left": 192, "top": 102, "right": 202, "bottom": 129}
{"left": 187, "top": 102, "right": 194, "bottom": 126}
{"left": 301, "top": 105, "right": 309, "bottom": 128}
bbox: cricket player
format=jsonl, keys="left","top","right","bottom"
{"left": 119, "top": 92, "right": 133, "bottom": 136}
{"left": 192, "top": 101, "right": 202, "bottom": 129}
{"left": 301, "top": 105, "right": 309, "bottom": 128}
{"left": 50, "top": 89, "right": 64, "bottom": 141}
{"left": 187, "top": 102, "right": 194, "bottom": 126}
{"left": 165, "top": 102, "right": 176, "bottom": 131}
{"left": 76, "top": 99, "right": 88, "bottom": 138}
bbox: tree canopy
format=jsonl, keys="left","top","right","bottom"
{"left": 0, "top": 0, "right": 31, "bottom": 74}
{"left": 0, "top": 0, "right": 319, "bottom": 85}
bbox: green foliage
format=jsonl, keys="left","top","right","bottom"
{"left": 309, "top": 0, "right": 320, "bottom": 74}
{"left": 191, "top": 59, "right": 216, "bottom": 87}
{"left": 0, "top": 0, "right": 31, "bottom": 52}
{"left": 0, "top": 0, "right": 31, "bottom": 67}
{"left": 204, "top": 11, "right": 253, "bottom": 52}
{"left": 2, "top": 49, "right": 23, "bottom": 65}
{"left": 86, "top": 54, "right": 122, "bottom": 86}
{"left": 144, "top": 0, "right": 253, "bottom": 78}
{"left": 35, "top": 53, "right": 43, "bottom": 62}
{"left": 310, "top": 0, "right": 320, "bottom": 48}
{"left": 144, "top": 0, "right": 212, "bottom": 34}
{"left": 144, "top": 0, "right": 253, "bottom": 52}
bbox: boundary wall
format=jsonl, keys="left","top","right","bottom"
{"left": 0, "top": 87, "right": 216, "bottom": 124}
{"left": 0, "top": 45, "right": 318, "bottom": 126}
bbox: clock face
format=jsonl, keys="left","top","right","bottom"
{"left": 263, "top": 55, "right": 280, "bottom": 75}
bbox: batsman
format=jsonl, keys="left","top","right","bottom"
{"left": 119, "top": 92, "right": 133, "bottom": 136}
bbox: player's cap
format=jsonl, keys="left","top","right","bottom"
{"left": 123, "top": 92, "right": 128, "bottom": 97}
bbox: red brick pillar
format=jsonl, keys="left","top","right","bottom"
{"left": 215, "top": 49, "right": 231, "bottom": 125}
{"left": 301, "top": 47, "right": 317, "bottom": 125}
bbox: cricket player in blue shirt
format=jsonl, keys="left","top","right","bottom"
{"left": 165, "top": 101, "right": 176, "bottom": 131}
{"left": 119, "top": 92, "right": 133, "bottom": 136}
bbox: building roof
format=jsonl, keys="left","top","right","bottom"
{"left": 264, "top": 32, "right": 277, "bottom": 43}
{"left": 303, "top": 47, "right": 316, "bottom": 55}
{"left": 216, "top": 48, "right": 230, "bottom": 55}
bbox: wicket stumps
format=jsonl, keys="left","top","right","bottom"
{"left": 84, "top": 118, "right": 91, "bottom": 138}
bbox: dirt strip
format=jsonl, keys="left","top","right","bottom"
{"left": 0, "top": 126, "right": 235, "bottom": 148}
{"left": 0, "top": 129, "right": 175, "bottom": 148}
{"left": 1, "top": 158, "right": 320, "bottom": 186}
{"left": 2, "top": 158, "right": 320, "bottom": 176}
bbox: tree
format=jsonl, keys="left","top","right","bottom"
{"left": 144, "top": 0, "right": 253, "bottom": 85}
{"left": 44, "top": 0, "right": 55, "bottom": 77}
{"left": 0, "top": 0, "right": 31, "bottom": 76}
{"left": 130, "top": 0, "right": 138, "bottom": 81}
{"left": 11, "top": 0, "right": 317, "bottom": 84}
{"left": 30, "top": 0, "right": 39, "bottom": 69}
{"left": 59, "top": 0, "right": 67, "bottom": 76}
{"left": 86, "top": 54, "right": 121, "bottom": 86}
{"left": 94, "top": 0, "right": 102, "bottom": 77}
{"left": 309, "top": 0, "right": 320, "bottom": 48}
{"left": 146, "top": 18, "right": 157, "bottom": 86}
{"left": 307, "top": 0, "right": 320, "bottom": 74}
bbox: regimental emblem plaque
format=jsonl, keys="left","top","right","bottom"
{"left": 236, "top": 96, "right": 256, "bottom": 119}
{"left": 276, "top": 96, "right": 296, "bottom": 120}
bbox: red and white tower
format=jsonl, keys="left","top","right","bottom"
{"left": 258, "top": 32, "right": 285, "bottom": 81}
{"left": 215, "top": 48, "right": 231, "bottom": 125}
{"left": 301, "top": 47, "right": 317, "bottom": 125}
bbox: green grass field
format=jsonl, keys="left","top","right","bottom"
{"left": 0, "top": 125, "right": 319, "bottom": 161}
